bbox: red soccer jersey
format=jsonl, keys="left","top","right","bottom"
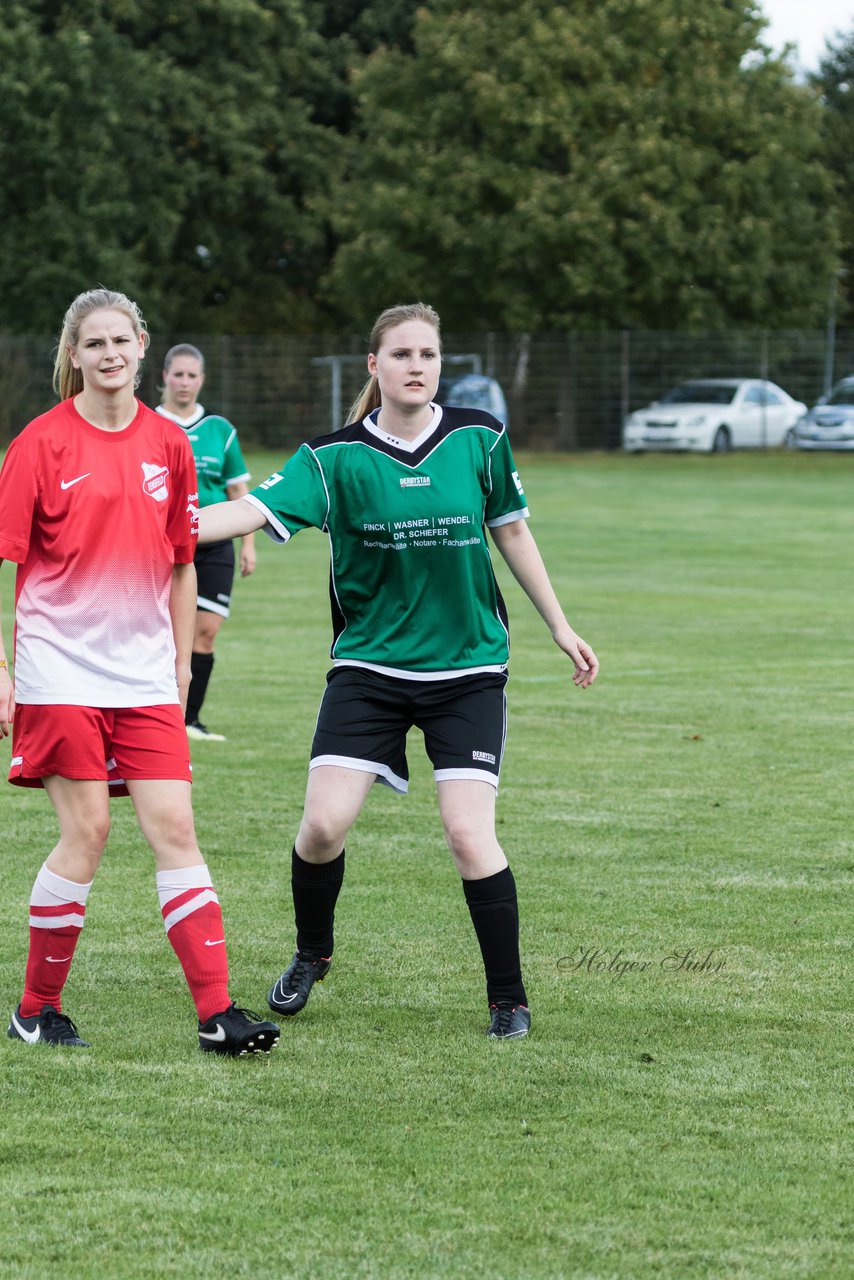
{"left": 0, "top": 398, "right": 199, "bottom": 707}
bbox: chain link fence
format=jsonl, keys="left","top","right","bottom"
{"left": 3, "top": 329, "right": 852, "bottom": 450}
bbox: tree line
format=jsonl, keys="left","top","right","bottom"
{"left": 2, "top": 0, "right": 853, "bottom": 337}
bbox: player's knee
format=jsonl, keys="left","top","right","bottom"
{"left": 61, "top": 813, "right": 110, "bottom": 868}
{"left": 194, "top": 615, "right": 220, "bottom": 650}
{"left": 442, "top": 815, "right": 486, "bottom": 864}
{"left": 82, "top": 811, "right": 111, "bottom": 853}
{"left": 144, "top": 808, "right": 198, "bottom": 861}
{"left": 298, "top": 811, "right": 348, "bottom": 858}
{"left": 167, "top": 810, "right": 198, "bottom": 852}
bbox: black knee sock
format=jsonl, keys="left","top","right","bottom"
{"left": 292, "top": 846, "right": 345, "bottom": 958}
{"left": 186, "top": 651, "right": 214, "bottom": 723}
{"left": 462, "top": 866, "right": 527, "bottom": 1006}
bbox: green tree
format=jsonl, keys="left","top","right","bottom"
{"left": 322, "top": 0, "right": 839, "bottom": 331}
{"left": 0, "top": 0, "right": 342, "bottom": 334}
{"left": 304, "top": 1, "right": 421, "bottom": 131}
{"left": 813, "top": 32, "right": 854, "bottom": 325}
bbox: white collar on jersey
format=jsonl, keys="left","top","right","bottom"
{"left": 156, "top": 403, "right": 206, "bottom": 429}
{"left": 363, "top": 404, "right": 442, "bottom": 453}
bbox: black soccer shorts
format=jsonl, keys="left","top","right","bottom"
{"left": 194, "top": 538, "right": 235, "bottom": 617}
{"left": 309, "top": 666, "right": 508, "bottom": 793}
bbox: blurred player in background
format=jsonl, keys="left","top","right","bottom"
{"left": 197, "top": 301, "right": 599, "bottom": 1041}
{"left": 157, "top": 344, "right": 256, "bottom": 742}
{"left": 0, "top": 288, "right": 278, "bottom": 1056}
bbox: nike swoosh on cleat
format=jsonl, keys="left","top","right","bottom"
{"left": 45, "top": 955, "right": 71, "bottom": 963}
{"left": 199, "top": 1024, "right": 227, "bottom": 1042}
{"left": 204, "top": 938, "right": 226, "bottom": 946}
{"left": 60, "top": 474, "right": 91, "bottom": 490}
{"left": 273, "top": 989, "right": 299, "bottom": 1004}
{"left": 11, "top": 1012, "right": 41, "bottom": 1043}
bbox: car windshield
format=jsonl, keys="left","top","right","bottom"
{"left": 826, "top": 383, "right": 854, "bottom": 406}
{"left": 659, "top": 383, "right": 738, "bottom": 406}
{"left": 442, "top": 376, "right": 494, "bottom": 410}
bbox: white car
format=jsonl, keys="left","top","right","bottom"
{"left": 622, "top": 379, "right": 807, "bottom": 453}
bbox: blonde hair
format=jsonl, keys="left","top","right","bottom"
{"left": 345, "top": 302, "right": 442, "bottom": 425}
{"left": 53, "top": 287, "right": 150, "bottom": 400}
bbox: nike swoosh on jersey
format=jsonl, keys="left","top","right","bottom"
{"left": 11, "top": 1012, "right": 41, "bottom": 1043}
{"left": 198, "top": 1024, "right": 227, "bottom": 1042}
{"left": 60, "top": 474, "right": 91, "bottom": 490}
{"left": 204, "top": 938, "right": 226, "bottom": 947}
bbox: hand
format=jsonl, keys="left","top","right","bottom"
{"left": 553, "top": 626, "right": 599, "bottom": 689}
{"left": 0, "top": 667, "right": 15, "bottom": 737}
{"left": 240, "top": 544, "right": 257, "bottom": 577}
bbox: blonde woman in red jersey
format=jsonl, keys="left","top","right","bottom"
{"left": 0, "top": 288, "right": 278, "bottom": 1056}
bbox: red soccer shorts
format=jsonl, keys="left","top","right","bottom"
{"left": 8, "top": 704, "right": 192, "bottom": 796}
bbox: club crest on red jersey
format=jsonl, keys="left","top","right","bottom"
{"left": 141, "top": 462, "right": 169, "bottom": 502}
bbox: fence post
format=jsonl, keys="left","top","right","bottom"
{"left": 556, "top": 334, "right": 577, "bottom": 450}
{"left": 619, "top": 330, "right": 630, "bottom": 450}
{"left": 824, "top": 273, "right": 841, "bottom": 396}
{"left": 760, "top": 329, "right": 769, "bottom": 449}
{"left": 509, "top": 333, "right": 531, "bottom": 441}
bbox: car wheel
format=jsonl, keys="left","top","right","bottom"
{"left": 711, "top": 426, "right": 731, "bottom": 453}
{"left": 784, "top": 427, "right": 798, "bottom": 449}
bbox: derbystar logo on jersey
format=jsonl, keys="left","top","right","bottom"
{"left": 142, "top": 462, "right": 169, "bottom": 502}
{"left": 400, "top": 476, "right": 431, "bottom": 488}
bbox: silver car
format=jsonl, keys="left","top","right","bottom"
{"left": 791, "top": 377, "right": 854, "bottom": 450}
{"left": 438, "top": 374, "right": 508, "bottom": 423}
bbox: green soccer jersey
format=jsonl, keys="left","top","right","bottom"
{"left": 246, "top": 405, "right": 530, "bottom": 678}
{"left": 156, "top": 405, "right": 250, "bottom": 508}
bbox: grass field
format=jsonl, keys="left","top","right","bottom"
{"left": 0, "top": 449, "right": 851, "bottom": 1279}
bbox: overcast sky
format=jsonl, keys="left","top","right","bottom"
{"left": 760, "top": 0, "right": 854, "bottom": 70}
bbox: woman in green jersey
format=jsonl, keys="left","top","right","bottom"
{"left": 157, "top": 344, "right": 256, "bottom": 742}
{"left": 197, "top": 302, "right": 599, "bottom": 1040}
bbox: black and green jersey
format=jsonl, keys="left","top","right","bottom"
{"left": 246, "top": 405, "right": 530, "bottom": 679}
{"left": 156, "top": 404, "right": 250, "bottom": 508}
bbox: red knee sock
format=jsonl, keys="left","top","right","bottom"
{"left": 21, "top": 863, "right": 92, "bottom": 1017}
{"left": 157, "top": 865, "right": 231, "bottom": 1021}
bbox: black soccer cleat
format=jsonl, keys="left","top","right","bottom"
{"left": 268, "top": 952, "right": 331, "bottom": 1016}
{"left": 487, "top": 1002, "right": 531, "bottom": 1040}
{"left": 198, "top": 1004, "right": 281, "bottom": 1056}
{"left": 7, "top": 1003, "right": 90, "bottom": 1047}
